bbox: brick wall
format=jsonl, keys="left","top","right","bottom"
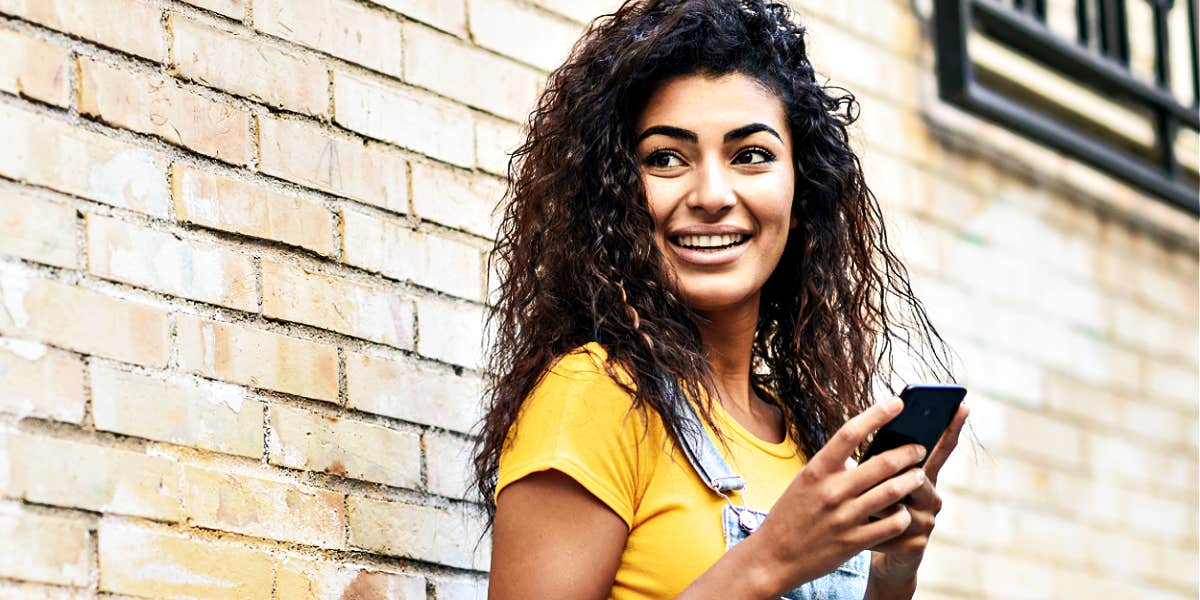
{"left": 0, "top": 1, "right": 1194, "bottom": 599}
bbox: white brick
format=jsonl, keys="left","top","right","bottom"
{"left": 171, "top": 16, "right": 328, "bottom": 115}
{"left": 268, "top": 404, "right": 421, "bottom": 489}
{"left": 347, "top": 497, "right": 489, "bottom": 569}
{"left": 258, "top": 115, "right": 409, "bottom": 214}
{"left": 86, "top": 214, "right": 258, "bottom": 312}
{"left": 341, "top": 208, "right": 485, "bottom": 300}
{"left": 0, "top": 504, "right": 91, "bottom": 587}
{"left": 274, "top": 556, "right": 426, "bottom": 599}
{"left": 0, "top": 0, "right": 165, "bottom": 61}
{"left": 0, "top": 187, "right": 77, "bottom": 269}
{"left": 410, "top": 161, "right": 502, "bottom": 237}
{"left": 368, "top": 0, "right": 466, "bottom": 37}
{"left": 532, "top": 0, "right": 619, "bottom": 25}
{"left": 256, "top": 0, "right": 402, "bottom": 77}
{"left": 416, "top": 297, "right": 485, "bottom": 369}
{"left": 0, "top": 338, "right": 85, "bottom": 423}
{"left": 334, "top": 70, "right": 475, "bottom": 167}
{"left": 0, "top": 104, "right": 170, "bottom": 218}
{"left": 403, "top": 23, "right": 541, "bottom": 122}
{"left": 261, "top": 260, "right": 415, "bottom": 349}
{"left": 474, "top": 116, "right": 523, "bottom": 177}
{"left": 90, "top": 363, "right": 264, "bottom": 458}
{"left": 0, "top": 28, "right": 70, "bottom": 107}
{"left": 425, "top": 433, "right": 472, "bottom": 500}
{"left": 345, "top": 352, "right": 482, "bottom": 433}
{"left": 468, "top": 0, "right": 579, "bottom": 72}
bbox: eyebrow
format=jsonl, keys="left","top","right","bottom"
{"left": 635, "top": 123, "right": 783, "bottom": 144}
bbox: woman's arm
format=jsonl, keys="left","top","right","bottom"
{"left": 490, "top": 470, "right": 628, "bottom": 600}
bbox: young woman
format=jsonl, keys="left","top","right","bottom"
{"left": 473, "top": 1, "right": 969, "bottom": 598}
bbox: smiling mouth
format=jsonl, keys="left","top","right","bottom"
{"left": 669, "top": 233, "right": 751, "bottom": 251}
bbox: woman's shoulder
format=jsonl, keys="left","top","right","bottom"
{"left": 535, "top": 341, "right": 635, "bottom": 398}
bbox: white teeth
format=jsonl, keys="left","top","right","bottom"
{"left": 677, "top": 234, "right": 745, "bottom": 248}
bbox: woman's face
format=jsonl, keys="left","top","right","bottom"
{"left": 635, "top": 72, "right": 796, "bottom": 315}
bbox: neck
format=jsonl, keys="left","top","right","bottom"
{"left": 695, "top": 293, "right": 760, "bottom": 414}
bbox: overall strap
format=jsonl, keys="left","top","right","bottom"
{"left": 661, "top": 373, "right": 745, "bottom": 494}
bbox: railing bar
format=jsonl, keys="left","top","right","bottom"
{"left": 1076, "top": 0, "right": 1091, "bottom": 46}
{"left": 1189, "top": 0, "right": 1199, "bottom": 106}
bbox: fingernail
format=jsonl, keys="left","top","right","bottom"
{"left": 916, "top": 446, "right": 927, "bottom": 460}
{"left": 887, "top": 398, "right": 903, "bottom": 414}
{"left": 915, "top": 470, "right": 926, "bottom": 484}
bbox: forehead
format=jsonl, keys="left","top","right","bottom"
{"left": 635, "top": 72, "right": 788, "bottom": 137}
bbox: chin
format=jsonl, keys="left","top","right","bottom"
{"left": 676, "top": 278, "right": 759, "bottom": 313}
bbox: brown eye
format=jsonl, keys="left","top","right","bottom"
{"left": 645, "top": 151, "right": 684, "bottom": 168}
{"left": 733, "top": 148, "right": 775, "bottom": 164}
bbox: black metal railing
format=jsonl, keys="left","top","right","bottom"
{"left": 934, "top": 0, "right": 1199, "bottom": 214}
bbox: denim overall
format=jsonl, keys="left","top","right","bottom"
{"left": 670, "top": 378, "right": 871, "bottom": 600}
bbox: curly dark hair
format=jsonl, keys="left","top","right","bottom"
{"left": 472, "top": 0, "right": 955, "bottom": 523}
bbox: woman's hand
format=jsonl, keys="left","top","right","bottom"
{"left": 866, "top": 401, "right": 971, "bottom": 595}
{"left": 694, "top": 398, "right": 932, "bottom": 598}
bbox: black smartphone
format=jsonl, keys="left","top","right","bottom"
{"left": 860, "top": 383, "right": 967, "bottom": 468}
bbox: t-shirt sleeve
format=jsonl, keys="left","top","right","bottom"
{"left": 495, "top": 345, "right": 647, "bottom": 529}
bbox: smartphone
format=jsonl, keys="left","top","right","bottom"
{"left": 860, "top": 383, "right": 967, "bottom": 468}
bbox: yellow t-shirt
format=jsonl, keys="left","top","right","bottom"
{"left": 496, "top": 342, "right": 808, "bottom": 599}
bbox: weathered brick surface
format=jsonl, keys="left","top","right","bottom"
{"left": 0, "top": 0, "right": 164, "bottom": 61}
{"left": 0, "top": 187, "right": 77, "bottom": 269}
{"left": 275, "top": 555, "right": 426, "bottom": 599}
{"left": 258, "top": 115, "right": 409, "bottom": 214}
{"left": 0, "top": 104, "right": 170, "bottom": 218}
{"left": 345, "top": 351, "right": 483, "bottom": 433}
{"left": 341, "top": 207, "right": 485, "bottom": 300}
{"left": 2, "top": 432, "right": 182, "bottom": 521}
{"left": 181, "top": 465, "right": 345, "bottom": 548}
{"left": 268, "top": 404, "right": 422, "bottom": 488}
{"left": 347, "top": 496, "right": 489, "bottom": 569}
{"left": 410, "top": 161, "right": 502, "bottom": 238}
{"left": 86, "top": 213, "right": 258, "bottom": 311}
{"left": 79, "top": 57, "right": 251, "bottom": 164}
{"left": 98, "top": 520, "right": 274, "bottom": 599}
{"left": 0, "top": 503, "right": 91, "bottom": 587}
{"left": 172, "top": 164, "right": 335, "bottom": 256}
{"left": 171, "top": 16, "right": 328, "bottom": 115}
{"left": 333, "top": 70, "right": 476, "bottom": 167}
{"left": 0, "top": 267, "right": 170, "bottom": 368}
{"left": 261, "top": 260, "right": 415, "bottom": 349}
{"left": 175, "top": 312, "right": 339, "bottom": 402}
{"left": 90, "top": 362, "right": 264, "bottom": 457}
{"left": 403, "top": 23, "right": 540, "bottom": 123}
{"left": 0, "top": 1, "right": 1195, "bottom": 597}
{"left": 0, "top": 28, "right": 70, "bottom": 107}
{"left": 256, "top": 0, "right": 403, "bottom": 78}
{"left": 0, "top": 338, "right": 85, "bottom": 422}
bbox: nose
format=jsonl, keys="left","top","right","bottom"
{"left": 687, "top": 156, "right": 736, "bottom": 213}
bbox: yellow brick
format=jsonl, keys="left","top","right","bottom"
{"left": 256, "top": 0, "right": 402, "bottom": 77}
{"left": 0, "top": 104, "right": 170, "bottom": 218}
{"left": 181, "top": 465, "right": 344, "bottom": 548}
{"left": 0, "top": 338, "right": 84, "bottom": 423}
{"left": 171, "top": 16, "right": 328, "bottom": 115}
{"left": 0, "top": 0, "right": 165, "bottom": 61}
{"left": 347, "top": 496, "right": 488, "bottom": 569}
{"left": 3, "top": 432, "right": 182, "bottom": 521}
{"left": 257, "top": 116, "right": 408, "bottom": 214}
{"left": 172, "top": 164, "right": 334, "bottom": 256}
{"left": 0, "top": 28, "right": 70, "bottom": 106}
{"left": 403, "top": 23, "right": 540, "bottom": 122}
{"left": 333, "top": 70, "right": 475, "bottom": 167}
{"left": 341, "top": 208, "right": 485, "bottom": 300}
{"left": 86, "top": 214, "right": 257, "bottom": 311}
{"left": 78, "top": 57, "right": 250, "bottom": 164}
{"left": 176, "top": 313, "right": 339, "bottom": 403}
{"left": 98, "top": 520, "right": 273, "bottom": 599}
{"left": 0, "top": 504, "right": 90, "bottom": 587}
{"left": 90, "top": 363, "right": 263, "bottom": 457}
{"left": 410, "top": 161, "right": 501, "bottom": 237}
{"left": 0, "top": 187, "right": 76, "bottom": 269}
{"left": 261, "top": 260, "right": 415, "bottom": 349}
{"left": 344, "top": 352, "right": 482, "bottom": 433}
{"left": 369, "top": 0, "right": 466, "bottom": 36}
{"left": 468, "top": 0, "right": 579, "bottom": 72}
{"left": 268, "top": 404, "right": 421, "bottom": 488}
{"left": 0, "top": 267, "right": 170, "bottom": 368}
{"left": 179, "top": 0, "right": 243, "bottom": 19}
{"left": 274, "top": 555, "right": 425, "bottom": 599}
